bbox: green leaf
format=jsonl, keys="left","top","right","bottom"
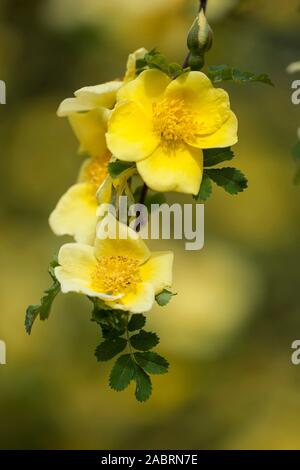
{"left": 292, "top": 141, "right": 300, "bottom": 161}
{"left": 155, "top": 289, "right": 176, "bottom": 307}
{"left": 205, "top": 167, "right": 248, "bottom": 195}
{"left": 130, "top": 330, "right": 159, "bottom": 351}
{"left": 193, "top": 173, "right": 212, "bottom": 201}
{"left": 95, "top": 338, "right": 127, "bottom": 361}
{"left": 136, "top": 49, "right": 188, "bottom": 79}
{"left": 134, "top": 365, "right": 152, "bottom": 402}
{"left": 91, "top": 305, "right": 126, "bottom": 334}
{"left": 136, "top": 49, "right": 169, "bottom": 74}
{"left": 109, "top": 354, "right": 135, "bottom": 391}
{"left": 208, "top": 65, "right": 274, "bottom": 86}
{"left": 24, "top": 305, "right": 40, "bottom": 336}
{"left": 203, "top": 147, "right": 234, "bottom": 167}
{"left": 25, "top": 257, "right": 60, "bottom": 335}
{"left": 128, "top": 314, "right": 146, "bottom": 332}
{"left": 108, "top": 160, "right": 135, "bottom": 178}
{"left": 101, "top": 324, "right": 126, "bottom": 340}
{"left": 37, "top": 281, "right": 60, "bottom": 321}
{"left": 168, "top": 63, "right": 190, "bottom": 78}
{"left": 134, "top": 352, "right": 169, "bottom": 375}
{"left": 294, "top": 166, "right": 300, "bottom": 185}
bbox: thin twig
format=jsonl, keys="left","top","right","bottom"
{"left": 200, "top": 0, "right": 207, "bottom": 12}
{"left": 136, "top": 182, "right": 148, "bottom": 233}
{"left": 139, "top": 183, "right": 148, "bottom": 205}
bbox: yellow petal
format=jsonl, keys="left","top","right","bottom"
{"left": 117, "top": 68, "right": 171, "bottom": 115}
{"left": 96, "top": 175, "right": 113, "bottom": 205}
{"left": 105, "top": 282, "right": 155, "bottom": 313}
{"left": 137, "top": 144, "right": 203, "bottom": 195}
{"left": 140, "top": 251, "right": 174, "bottom": 295}
{"left": 57, "top": 97, "right": 92, "bottom": 116}
{"left": 68, "top": 108, "right": 109, "bottom": 157}
{"left": 74, "top": 81, "right": 122, "bottom": 109}
{"left": 165, "top": 71, "right": 238, "bottom": 148}
{"left": 95, "top": 213, "right": 151, "bottom": 263}
{"left": 77, "top": 155, "right": 109, "bottom": 188}
{"left": 55, "top": 243, "right": 121, "bottom": 300}
{"left": 124, "top": 47, "right": 148, "bottom": 83}
{"left": 190, "top": 110, "right": 238, "bottom": 149}
{"left": 49, "top": 183, "right": 97, "bottom": 245}
{"left": 106, "top": 101, "right": 159, "bottom": 161}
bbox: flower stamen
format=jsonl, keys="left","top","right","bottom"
{"left": 152, "top": 98, "right": 198, "bottom": 148}
{"left": 84, "top": 155, "right": 109, "bottom": 188}
{"left": 91, "top": 255, "right": 141, "bottom": 295}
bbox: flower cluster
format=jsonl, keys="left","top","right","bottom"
{"left": 25, "top": 2, "right": 272, "bottom": 401}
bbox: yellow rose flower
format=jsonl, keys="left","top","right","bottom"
{"left": 49, "top": 153, "right": 110, "bottom": 245}
{"left": 55, "top": 214, "right": 174, "bottom": 313}
{"left": 106, "top": 69, "right": 238, "bottom": 195}
{"left": 57, "top": 80, "right": 122, "bottom": 157}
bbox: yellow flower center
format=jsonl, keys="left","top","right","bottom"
{"left": 84, "top": 155, "right": 108, "bottom": 188}
{"left": 152, "top": 98, "right": 197, "bottom": 147}
{"left": 91, "top": 255, "right": 141, "bottom": 295}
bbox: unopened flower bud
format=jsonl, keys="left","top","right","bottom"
{"left": 187, "top": 8, "right": 213, "bottom": 70}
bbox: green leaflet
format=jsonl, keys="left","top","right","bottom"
{"left": 194, "top": 148, "right": 247, "bottom": 201}
{"left": 208, "top": 65, "right": 274, "bottom": 86}
{"left": 109, "top": 354, "right": 135, "bottom": 391}
{"left": 95, "top": 338, "right": 127, "bottom": 361}
{"left": 203, "top": 147, "right": 234, "bottom": 167}
{"left": 130, "top": 330, "right": 159, "bottom": 351}
{"left": 194, "top": 173, "right": 212, "bottom": 202}
{"left": 109, "top": 354, "right": 153, "bottom": 401}
{"left": 25, "top": 256, "right": 60, "bottom": 335}
{"left": 134, "top": 364, "right": 152, "bottom": 402}
{"left": 205, "top": 167, "right": 248, "bottom": 195}
{"left": 128, "top": 314, "right": 146, "bottom": 332}
{"left": 91, "top": 305, "right": 126, "bottom": 335}
{"left": 108, "top": 160, "right": 135, "bottom": 178}
{"left": 134, "top": 352, "right": 169, "bottom": 375}
{"left": 136, "top": 49, "right": 190, "bottom": 78}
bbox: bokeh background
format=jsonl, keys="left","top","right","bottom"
{"left": 0, "top": 0, "right": 300, "bottom": 450}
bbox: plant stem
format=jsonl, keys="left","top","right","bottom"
{"left": 182, "top": 52, "right": 190, "bottom": 69}
{"left": 200, "top": 0, "right": 207, "bottom": 12}
{"left": 135, "top": 182, "right": 148, "bottom": 233}
{"left": 139, "top": 183, "right": 148, "bottom": 205}
{"left": 125, "top": 314, "right": 135, "bottom": 359}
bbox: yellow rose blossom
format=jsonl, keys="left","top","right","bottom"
{"left": 57, "top": 80, "right": 122, "bottom": 157}
{"left": 106, "top": 69, "right": 238, "bottom": 195}
{"left": 55, "top": 214, "right": 174, "bottom": 313}
{"left": 49, "top": 153, "right": 110, "bottom": 245}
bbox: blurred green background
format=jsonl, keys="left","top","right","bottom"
{"left": 0, "top": 0, "right": 300, "bottom": 450}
